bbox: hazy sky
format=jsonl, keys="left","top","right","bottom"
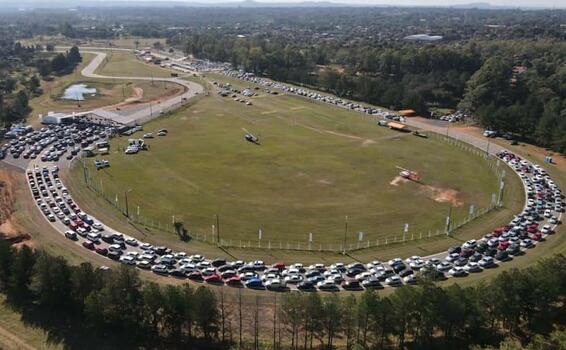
{"left": 3, "top": 0, "right": 565, "bottom": 7}
{"left": 97, "top": 0, "right": 566, "bottom": 8}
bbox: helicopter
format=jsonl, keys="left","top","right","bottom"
{"left": 243, "top": 128, "right": 260, "bottom": 145}
{"left": 396, "top": 166, "right": 421, "bottom": 182}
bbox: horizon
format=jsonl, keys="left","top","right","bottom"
{"left": 1, "top": 0, "right": 565, "bottom": 9}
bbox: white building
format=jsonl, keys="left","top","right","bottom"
{"left": 39, "top": 112, "right": 74, "bottom": 125}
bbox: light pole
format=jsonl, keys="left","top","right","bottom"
{"left": 342, "top": 215, "right": 349, "bottom": 255}
{"left": 124, "top": 188, "right": 133, "bottom": 218}
{"left": 215, "top": 214, "right": 221, "bottom": 245}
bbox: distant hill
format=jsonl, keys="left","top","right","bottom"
{"left": 0, "top": 0, "right": 561, "bottom": 10}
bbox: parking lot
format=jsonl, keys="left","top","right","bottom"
{"left": 0, "top": 115, "right": 558, "bottom": 293}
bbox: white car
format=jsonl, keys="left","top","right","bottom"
{"left": 265, "top": 279, "right": 286, "bottom": 289}
{"left": 125, "top": 237, "right": 138, "bottom": 246}
{"left": 119, "top": 255, "right": 136, "bottom": 265}
{"left": 283, "top": 275, "right": 303, "bottom": 284}
{"left": 445, "top": 253, "right": 460, "bottom": 262}
{"left": 108, "top": 244, "right": 122, "bottom": 253}
{"left": 462, "top": 239, "right": 477, "bottom": 249}
{"left": 316, "top": 280, "right": 337, "bottom": 290}
{"left": 520, "top": 239, "right": 534, "bottom": 248}
{"left": 464, "top": 262, "right": 482, "bottom": 273}
{"left": 140, "top": 243, "right": 153, "bottom": 250}
{"left": 151, "top": 264, "right": 168, "bottom": 274}
{"left": 385, "top": 275, "right": 403, "bottom": 286}
{"left": 87, "top": 232, "right": 100, "bottom": 242}
{"left": 448, "top": 267, "right": 468, "bottom": 277}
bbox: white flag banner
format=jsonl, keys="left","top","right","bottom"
{"left": 469, "top": 205, "right": 475, "bottom": 216}
{"left": 404, "top": 223, "right": 409, "bottom": 233}
{"left": 115, "top": 194, "right": 118, "bottom": 203}
{"left": 358, "top": 231, "right": 364, "bottom": 241}
{"left": 258, "top": 228, "right": 263, "bottom": 240}
{"left": 309, "top": 232, "right": 313, "bottom": 242}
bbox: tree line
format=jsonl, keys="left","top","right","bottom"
{"left": 0, "top": 41, "right": 81, "bottom": 127}
{"left": 181, "top": 30, "right": 566, "bottom": 154}
{"left": 1, "top": 237, "right": 566, "bottom": 350}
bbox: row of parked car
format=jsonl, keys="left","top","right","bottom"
{"left": 223, "top": 70, "right": 392, "bottom": 119}
{"left": 21, "top": 119, "right": 562, "bottom": 292}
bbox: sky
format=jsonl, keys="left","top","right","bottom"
{"left": 1, "top": 0, "right": 565, "bottom": 8}
{"left": 97, "top": 0, "right": 566, "bottom": 8}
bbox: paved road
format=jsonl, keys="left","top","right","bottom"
{"left": 59, "top": 47, "right": 204, "bottom": 126}
{"left": 11, "top": 48, "right": 562, "bottom": 291}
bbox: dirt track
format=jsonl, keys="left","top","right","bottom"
{"left": 0, "top": 324, "right": 37, "bottom": 350}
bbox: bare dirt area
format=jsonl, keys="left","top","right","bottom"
{"left": 389, "top": 175, "right": 463, "bottom": 207}
{"left": 0, "top": 169, "right": 33, "bottom": 247}
{"left": 420, "top": 185, "right": 464, "bottom": 207}
{"left": 389, "top": 176, "right": 410, "bottom": 186}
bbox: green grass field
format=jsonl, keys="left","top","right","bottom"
{"left": 27, "top": 52, "right": 180, "bottom": 128}
{"left": 68, "top": 84, "right": 511, "bottom": 247}
{"left": 94, "top": 49, "right": 171, "bottom": 78}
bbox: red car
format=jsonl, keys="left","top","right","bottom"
{"left": 226, "top": 276, "right": 242, "bottom": 286}
{"left": 497, "top": 241, "right": 510, "bottom": 251}
{"left": 492, "top": 228, "right": 505, "bottom": 237}
{"left": 95, "top": 247, "right": 108, "bottom": 255}
{"left": 204, "top": 274, "right": 222, "bottom": 283}
{"left": 272, "top": 262, "right": 286, "bottom": 270}
{"left": 82, "top": 240, "right": 95, "bottom": 250}
{"left": 527, "top": 226, "right": 538, "bottom": 234}
{"left": 530, "top": 232, "right": 543, "bottom": 241}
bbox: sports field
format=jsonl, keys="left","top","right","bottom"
{"left": 69, "top": 79, "right": 513, "bottom": 246}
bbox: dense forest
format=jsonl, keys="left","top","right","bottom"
{"left": 0, "top": 40, "right": 81, "bottom": 127}
{"left": 1, "top": 238, "right": 566, "bottom": 350}
{"left": 178, "top": 30, "right": 566, "bottom": 154}
{"left": 2, "top": 7, "right": 566, "bottom": 151}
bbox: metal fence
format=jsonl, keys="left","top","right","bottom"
{"left": 80, "top": 127, "right": 510, "bottom": 253}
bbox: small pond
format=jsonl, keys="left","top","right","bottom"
{"left": 62, "top": 84, "right": 97, "bottom": 101}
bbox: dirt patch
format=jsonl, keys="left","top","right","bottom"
{"left": 389, "top": 174, "right": 463, "bottom": 207}
{"left": 420, "top": 186, "right": 464, "bottom": 207}
{"left": 390, "top": 176, "right": 410, "bottom": 186}
{"left": 318, "top": 179, "right": 332, "bottom": 185}
{"left": 0, "top": 170, "right": 32, "bottom": 247}
{"left": 362, "top": 139, "right": 376, "bottom": 147}
{"left": 192, "top": 110, "right": 202, "bottom": 114}
{"left": 261, "top": 110, "right": 277, "bottom": 115}
{"left": 124, "top": 87, "right": 143, "bottom": 103}
{"left": 216, "top": 113, "right": 225, "bottom": 117}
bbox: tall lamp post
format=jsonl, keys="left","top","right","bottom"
{"left": 342, "top": 216, "right": 349, "bottom": 255}
{"left": 124, "top": 188, "right": 133, "bottom": 218}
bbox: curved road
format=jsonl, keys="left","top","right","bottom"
{"left": 60, "top": 47, "right": 204, "bottom": 126}
{"left": 14, "top": 48, "right": 563, "bottom": 291}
